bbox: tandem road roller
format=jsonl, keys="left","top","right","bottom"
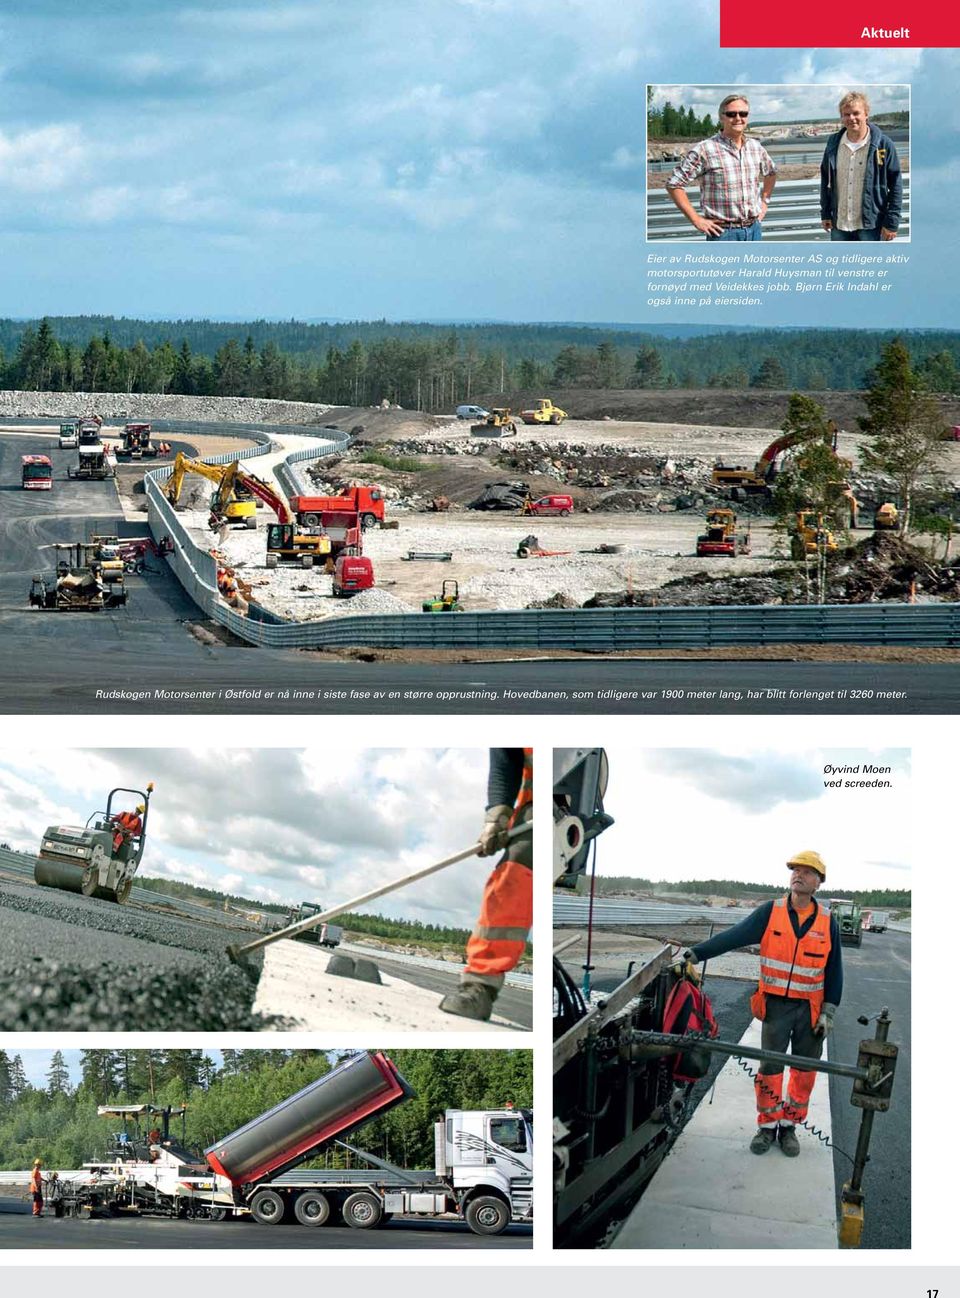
{"left": 34, "top": 782, "right": 155, "bottom": 903}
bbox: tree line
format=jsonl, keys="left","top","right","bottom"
{"left": 2, "top": 317, "right": 960, "bottom": 408}
{"left": 0, "top": 1049, "right": 532, "bottom": 1172}
{"left": 648, "top": 101, "right": 719, "bottom": 140}
{"left": 592, "top": 877, "right": 911, "bottom": 907}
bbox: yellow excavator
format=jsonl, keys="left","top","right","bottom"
{"left": 164, "top": 454, "right": 259, "bottom": 528}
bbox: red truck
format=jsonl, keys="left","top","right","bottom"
{"left": 333, "top": 555, "right": 375, "bottom": 596}
{"left": 311, "top": 509, "right": 363, "bottom": 560}
{"left": 21, "top": 454, "right": 53, "bottom": 490}
{"left": 291, "top": 485, "right": 385, "bottom": 530}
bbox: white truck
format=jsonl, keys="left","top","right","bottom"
{"left": 867, "top": 910, "right": 889, "bottom": 933}
{"left": 34, "top": 1053, "right": 533, "bottom": 1236}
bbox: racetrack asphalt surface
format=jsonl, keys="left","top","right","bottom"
{"left": 0, "top": 1200, "right": 531, "bottom": 1249}
{"left": 1, "top": 429, "right": 957, "bottom": 715}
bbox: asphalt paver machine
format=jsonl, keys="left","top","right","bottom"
{"left": 34, "top": 782, "right": 155, "bottom": 903}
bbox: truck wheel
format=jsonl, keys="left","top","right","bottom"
{"left": 342, "top": 1191, "right": 383, "bottom": 1229}
{"left": 465, "top": 1196, "right": 510, "bottom": 1236}
{"left": 559, "top": 508, "right": 570, "bottom": 517}
{"left": 361, "top": 513, "right": 377, "bottom": 530}
{"left": 294, "top": 1192, "right": 331, "bottom": 1227}
{"left": 250, "top": 1190, "right": 286, "bottom": 1225}
{"left": 206, "top": 1205, "right": 228, "bottom": 1222}
{"left": 550, "top": 414, "right": 561, "bottom": 424}
{"left": 303, "top": 513, "right": 321, "bottom": 527}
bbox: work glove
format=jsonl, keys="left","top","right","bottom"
{"left": 672, "top": 948, "right": 701, "bottom": 984}
{"left": 478, "top": 804, "right": 512, "bottom": 857}
{"left": 814, "top": 1004, "right": 836, "bottom": 1036}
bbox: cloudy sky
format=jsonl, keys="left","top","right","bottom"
{"left": 0, "top": 3, "right": 956, "bottom": 325}
{"left": 595, "top": 747, "right": 910, "bottom": 891}
{"left": 0, "top": 747, "right": 493, "bottom": 925}
{"left": 649, "top": 84, "right": 909, "bottom": 122}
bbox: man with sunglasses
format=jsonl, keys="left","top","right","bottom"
{"left": 666, "top": 94, "right": 776, "bottom": 240}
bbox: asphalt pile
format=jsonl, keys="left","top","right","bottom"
{"left": 0, "top": 958, "right": 281, "bottom": 1030}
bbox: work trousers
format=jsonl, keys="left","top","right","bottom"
{"left": 755, "top": 993, "right": 823, "bottom": 1128}
{"left": 31, "top": 1191, "right": 43, "bottom": 1217}
{"left": 463, "top": 814, "right": 532, "bottom": 990}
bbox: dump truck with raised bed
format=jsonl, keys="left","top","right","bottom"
{"left": 520, "top": 398, "right": 566, "bottom": 426}
{"left": 205, "top": 1051, "right": 533, "bottom": 1233}
{"left": 33, "top": 1053, "right": 532, "bottom": 1235}
{"left": 292, "top": 485, "right": 385, "bottom": 530}
{"left": 300, "top": 508, "right": 362, "bottom": 565}
{"left": 34, "top": 781, "right": 154, "bottom": 902}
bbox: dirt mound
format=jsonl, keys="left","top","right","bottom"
{"left": 586, "top": 572, "right": 789, "bottom": 607}
{"left": 527, "top": 592, "right": 580, "bottom": 609}
{"left": 829, "top": 531, "right": 960, "bottom": 603}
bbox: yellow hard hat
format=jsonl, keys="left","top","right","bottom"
{"left": 33, "top": 1159, "right": 42, "bottom": 1166}
{"left": 787, "top": 850, "right": 826, "bottom": 881}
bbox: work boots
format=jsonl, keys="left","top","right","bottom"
{"left": 778, "top": 1126, "right": 800, "bottom": 1157}
{"left": 750, "top": 1127, "right": 777, "bottom": 1155}
{"left": 439, "top": 983, "right": 496, "bottom": 1021}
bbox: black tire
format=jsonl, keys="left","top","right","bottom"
{"left": 303, "top": 512, "right": 321, "bottom": 527}
{"left": 342, "top": 1191, "right": 383, "bottom": 1230}
{"left": 465, "top": 1195, "right": 510, "bottom": 1236}
{"left": 559, "top": 508, "right": 571, "bottom": 517}
{"left": 206, "top": 1205, "right": 228, "bottom": 1222}
{"left": 361, "top": 513, "right": 377, "bottom": 530}
{"left": 250, "top": 1189, "right": 286, "bottom": 1225}
{"left": 294, "top": 1192, "right": 331, "bottom": 1227}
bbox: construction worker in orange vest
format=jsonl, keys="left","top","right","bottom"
{"left": 680, "top": 850, "right": 843, "bottom": 1158}
{"left": 440, "top": 748, "right": 532, "bottom": 1022}
{"left": 112, "top": 805, "right": 144, "bottom": 854}
{"left": 30, "top": 1159, "right": 44, "bottom": 1216}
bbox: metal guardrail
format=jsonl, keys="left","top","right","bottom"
{"left": 143, "top": 420, "right": 959, "bottom": 651}
{"left": 647, "top": 174, "right": 911, "bottom": 241}
{"left": 554, "top": 895, "right": 755, "bottom": 926}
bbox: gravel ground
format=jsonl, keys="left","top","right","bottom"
{"left": 0, "top": 875, "right": 277, "bottom": 1030}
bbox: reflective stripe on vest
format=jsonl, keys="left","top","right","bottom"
{"left": 757, "top": 897, "right": 831, "bottom": 1018}
{"left": 507, "top": 748, "right": 533, "bottom": 830}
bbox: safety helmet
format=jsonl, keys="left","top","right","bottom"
{"left": 136, "top": 804, "right": 145, "bottom": 813}
{"left": 787, "top": 850, "right": 826, "bottom": 881}
{"left": 33, "top": 1159, "right": 42, "bottom": 1166}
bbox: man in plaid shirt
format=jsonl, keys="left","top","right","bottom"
{"left": 666, "top": 93, "right": 777, "bottom": 240}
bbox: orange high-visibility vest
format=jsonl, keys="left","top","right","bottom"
{"left": 752, "top": 897, "right": 831, "bottom": 1026}
{"left": 30, "top": 1168, "right": 42, "bottom": 1193}
{"left": 507, "top": 748, "right": 533, "bottom": 830}
{"left": 114, "top": 812, "right": 142, "bottom": 835}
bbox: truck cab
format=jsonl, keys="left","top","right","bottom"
{"left": 437, "top": 1107, "right": 534, "bottom": 1232}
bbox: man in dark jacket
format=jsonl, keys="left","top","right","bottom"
{"left": 820, "top": 91, "right": 902, "bottom": 241}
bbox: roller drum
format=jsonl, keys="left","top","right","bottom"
{"left": 34, "top": 855, "right": 90, "bottom": 893}
{"left": 206, "top": 1051, "right": 411, "bottom": 1186}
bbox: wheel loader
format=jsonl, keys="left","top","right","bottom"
{"left": 35, "top": 783, "right": 155, "bottom": 903}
